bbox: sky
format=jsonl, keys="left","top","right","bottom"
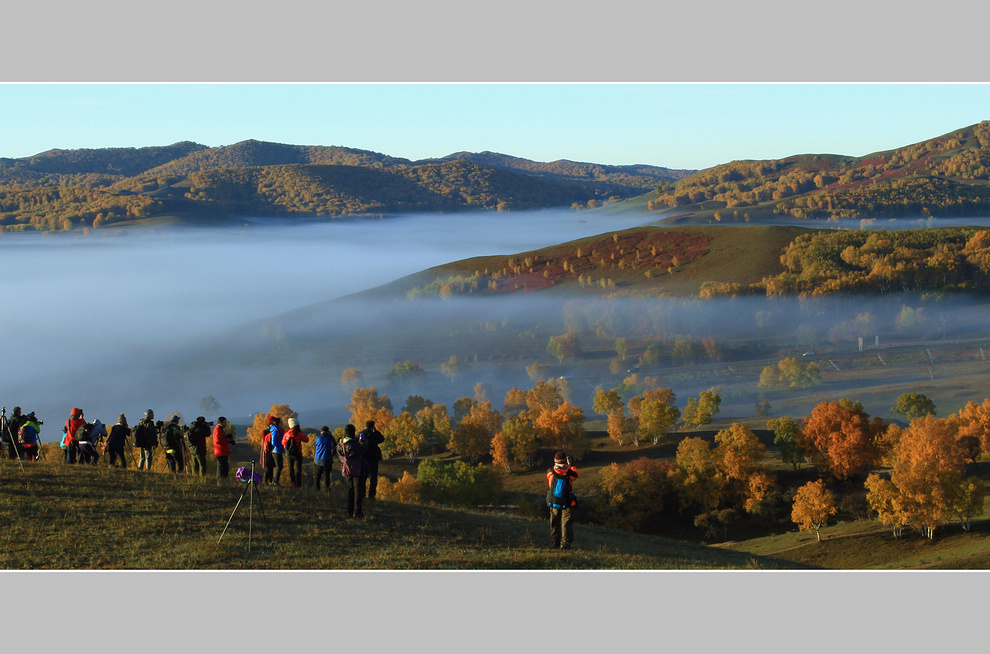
{"left": 3, "top": 83, "right": 990, "bottom": 171}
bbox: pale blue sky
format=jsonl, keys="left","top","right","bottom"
{"left": 2, "top": 83, "right": 989, "bottom": 171}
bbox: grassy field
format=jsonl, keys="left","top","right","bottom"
{"left": 0, "top": 453, "right": 809, "bottom": 570}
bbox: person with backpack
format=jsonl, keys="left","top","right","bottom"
{"left": 187, "top": 416, "right": 211, "bottom": 477}
{"left": 78, "top": 419, "right": 106, "bottom": 465}
{"left": 213, "top": 417, "right": 232, "bottom": 481}
{"left": 282, "top": 417, "right": 309, "bottom": 489}
{"left": 134, "top": 410, "right": 157, "bottom": 471}
{"left": 3, "top": 406, "right": 26, "bottom": 460}
{"left": 546, "top": 451, "right": 580, "bottom": 550}
{"left": 266, "top": 416, "right": 285, "bottom": 485}
{"left": 106, "top": 414, "right": 131, "bottom": 468}
{"left": 313, "top": 426, "right": 336, "bottom": 493}
{"left": 358, "top": 420, "right": 386, "bottom": 501}
{"left": 63, "top": 407, "right": 86, "bottom": 464}
{"left": 160, "top": 415, "right": 186, "bottom": 473}
{"left": 336, "top": 424, "right": 368, "bottom": 518}
{"left": 17, "top": 411, "right": 42, "bottom": 461}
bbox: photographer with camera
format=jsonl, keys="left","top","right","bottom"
{"left": 188, "top": 416, "right": 212, "bottom": 477}
{"left": 213, "top": 417, "right": 232, "bottom": 481}
{"left": 134, "top": 410, "right": 158, "bottom": 471}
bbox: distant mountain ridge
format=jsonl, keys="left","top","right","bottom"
{"left": 0, "top": 139, "right": 691, "bottom": 231}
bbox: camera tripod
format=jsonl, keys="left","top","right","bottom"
{"left": 218, "top": 460, "right": 272, "bottom": 553}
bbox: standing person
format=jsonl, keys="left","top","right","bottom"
{"left": 79, "top": 419, "right": 106, "bottom": 465}
{"left": 546, "top": 451, "right": 580, "bottom": 550}
{"left": 106, "top": 414, "right": 131, "bottom": 468}
{"left": 313, "top": 426, "right": 336, "bottom": 493}
{"left": 63, "top": 408, "right": 86, "bottom": 464}
{"left": 336, "top": 424, "right": 368, "bottom": 518}
{"left": 3, "top": 406, "right": 26, "bottom": 460}
{"left": 134, "top": 410, "right": 157, "bottom": 471}
{"left": 17, "top": 412, "right": 42, "bottom": 461}
{"left": 212, "top": 417, "right": 232, "bottom": 481}
{"left": 267, "top": 416, "right": 285, "bottom": 485}
{"left": 187, "top": 416, "right": 211, "bottom": 477}
{"left": 358, "top": 420, "right": 385, "bottom": 501}
{"left": 282, "top": 418, "right": 310, "bottom": 489}
{"left": 160, "top": 415, "right": 185, "bottom": 473}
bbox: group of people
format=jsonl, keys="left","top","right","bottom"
{"left": 4, "top": 404, "right": 582, "bottom": 548}
{"left": 260, "top": 417, "right": 384, "bottom": 518}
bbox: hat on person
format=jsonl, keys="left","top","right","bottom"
{"left": 554, "top": 451, "right": 567, "bottom": 465}
{"left": 288, "top": 418, "right": 299, "bottom": 429}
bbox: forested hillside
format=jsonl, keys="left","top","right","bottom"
{"left": 650, "top": 120, "right": 990, "bottom": 221}
{"left": 0, "top": 139, "right": 686, "bottom": 232}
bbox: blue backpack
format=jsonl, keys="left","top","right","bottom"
{"left": 547, "top": 470, "right": 576, "bottom": 509}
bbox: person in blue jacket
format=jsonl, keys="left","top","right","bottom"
{"left": 267, "top": 416, "right": 285, "bottom": 485}
{"left": 313, "top": 426, "right": 337, "bottom": 493}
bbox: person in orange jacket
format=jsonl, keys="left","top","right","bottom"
{"left": 213, "top": 416, "right": 232, "bottom": 481}
{"left": 282, "top": 418, "right": 310, "bottom": 488}
{"left": 546, "top": 451, "right": 579, "bottom": 550}
{"left": 64, "top": 408, "right": 86, "bottom": 464}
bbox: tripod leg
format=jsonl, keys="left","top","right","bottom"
{"left": 217, "top": 486, "right": 248, "bottom": 545}
{"left": 250, "top": 480, "right": 274, "bottom": 547}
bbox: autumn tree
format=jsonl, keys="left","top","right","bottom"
{"left": 712, "top": 423, "right": 774, "bottom": 512}
{"left": 891, "top": 392, "right": 937, "bottom": 420}
{"left": 533, "top": 401, "right": 588, "bottom": 456}
{"left": 547, "top": 332, "right": 582, "bottom": 362}
{"left": 791, "top": 480, "right": 837, "bottom": 542}
{"left": 592, "top": 388, "right": 623, "bottom": 417}
{"left": 681, "top": 387, "right": 721, "bottom": 428}
{"left": 607, "top": 407, "right": 636, "bottom": 447}
{"left": 403, "top": 395, "right": 433, "bottom": 416}
{"left": 447, "top": 401, "right": 501, "bottom": 463}
{"left": 955, "top": 398, "right": 990, "bottom": 452}
{"left": 758, "top": 357, "right": 822, "bottom": 390}
{"left": 347, "top": 387, "right": 394, "bottom": 431}
{"left": 490, "top": 416, "right": 538, "bottom": 472}
{"left": 502, "top": 387, "right": 529, "bottom": 418}
{"left": 767, "top": 416, "right": 805, "bottom": 469}
{"left": 416, "top": 403, "right": 452, "bottom": 451}
{"left": 440, "top": 355, "right": 469, "bottom": 381}
{"left": 386, "top": 360, "right": 426, "bottom": 386}
{"left": 674, "top": 437, "right": 726, "bottom": 513}
{"left": 474, "top": 382, "right": 492, "bottom": 403}
{"left": 341, "top": 368, "right": 363, "bottom": 390}
{"left": 799, "top": 399, "right": 886, "bottom": 481}
{"left": 597, "top": 458, "right": 676, "bottom": 532}
{"left": 384, "top": 411, "right": 426, "bottom": 462}
{"left": 633, "top": 391, "right": 680, "bottom": 446}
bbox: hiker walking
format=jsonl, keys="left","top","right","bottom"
{"left": 336, "top": 424, "right": 368, "bottom": 518}
{"left": 358, "top": 420, "right": 385, "bottom": 500}
{"left": 63, "top": 407, "right": 86, "bottom": 464}
{"left": 161, "top": 415, "right": 186, "bottom": 473}
{"left": 267, "top": 416, "right": 286, "bottom": 485}
{"left": 187, "top": 416, "right": 211, "bottom": 477}
{"left": 134, "top": 410, "right": 157, "bottom": 470}
{"left": 106, "top": 413, "right": 131, "bottom": 468}
{"left": 213, "top": 417, "right": 232, "bottom": 481}
{"left": 283, "top": 417, "right": 309, "bottom": 488}
{"left": 313, "top": 426, "right": 336, "bottom": 493}
{"left": 546, "top": 451, "right": 579, "bottom": 550}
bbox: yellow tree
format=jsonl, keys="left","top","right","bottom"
{"left": 502, "top": 387, "right": 529, "bottom": 418}
{"left": 597, "top": 457, "right": 675, "bottom": 532}
{"left": 791, "top": 479, "right": 837, "bottom": 542}
{"left": 607, "top": 407, "right": 635, "bottom": 447}
{"left": 592, "top": 388, "right": 623, "bottom": 417}
{"left": 493, "top": 416, "right": 538, "bottom": 471}
{"left": 341, "top": 368, "right": 363, "bottom": 391}
{"left": 713, "top": 423, "right": 774, "bottom": 511}
{"left": 490, "top": 432, "right": 513, "bottom": 473}
{"left": 634, "top": 393, "right": 681, "bottom": 446}
{"left": 416, "top": 403, "right": 452, "bottom": 451}
{"left": 347, "top": 387, "right": 394, "bottom": 431}
{"left": 447, "top": 401, "right": 501, "bottom": 463}
{"left": 384, "top": 411, "right": 426, "bottom": 462}
{"left": 533, "top": 401, "right": 587, "bottom": 456}
{"left": 673, "top": 437, "right": 725, "bottom": 513}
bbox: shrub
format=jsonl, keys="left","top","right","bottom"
{"left": 416, "top": 459, "right": 504, "bottom": 508}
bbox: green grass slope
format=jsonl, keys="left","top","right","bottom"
{"left": 0, "top": 456, "right": 808, "bottom": 570}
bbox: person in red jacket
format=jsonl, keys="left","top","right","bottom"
{"left": 546, "top": 451, "right": 579, "bottom": 550}
{"left": 213, "top": 417, "right": 232, "bottom": 481}
{"left": 282, "top": 418, "right": 310, "bottom": 488}
{"left": 64, "top": 408, "right": 86, "bottom": 464}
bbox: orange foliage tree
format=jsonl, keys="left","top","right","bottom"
{"left": 347, "top": 387, "right": 394, "bottom": 431}
{"left": 383, "top": 411, "right": 426, "bottom": 462}
{"left": 597, "top": 457, "right": 676, "bottom": 532}
{"left": 447, "top": 401, "right": 501, "bottom": 463}
{"left": 533, "top": 401, "right": 587, "bottom": 456}
{"left": 790, "top": 479, "right": 837, "bottom": 542}
{"left": 247, "top": 403, "right": 299, "bottom": 453}
{"left": 799, "top": 399, "right": 886, "bottom": 480}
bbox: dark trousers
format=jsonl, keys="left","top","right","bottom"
{"left": 367, "top": 459, "right": 380, "bottom": 499}
{"left": 346, "top": 475, "right": 367, "bottom": 517}
{"left": 64, "top": 443, "right": 78, "bottom": 464}
{"left": 549, "top": 507, "right": 574, "bottom": 549}
{"left": 314, "top": 463, "right": 332, "bottom": 491}
{"left": 78, "top": 442, "right": 98, "bottom": 465}
{"left": 272, "top": 452, "right": 284, "bottom": 484}
{"left": 216, "top": 455, "right": 229, "bottom": 479}
{"left": 287, "top": 454, "right": 303, "bottom": 487}
{"left": 108, "top": 448, "right": 127, "bottom": 468}
{"left": 165, "top": 450, "right": 184, "bottom": 473}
